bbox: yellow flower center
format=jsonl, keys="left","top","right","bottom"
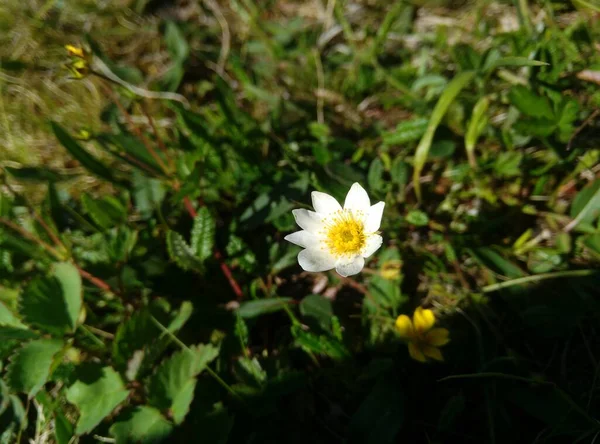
{"left": 323, "top": 210, "right": 366, "bottom": 257}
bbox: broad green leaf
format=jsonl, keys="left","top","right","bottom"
{"left": 166, "top": 230, "right": 204, "bottom": 272}
{"left": 20, "top": 262, "right": 82, "bottom": 335}
{"left": 494, "top": 152, "right": 523, "bottom": 177}
{"left": 191, "top": 207, "right": 216, "bottom": 262}
{"left": 66, "top": 364, "right": 130, "bottom": 435}
{"left": 465, "top": 96, "right": 489, "bottom": 168}
{"left": 51, "top": 122, "right": 121, "bottom": 185}
{"left": 299, "top": 294, "right": 333, "bottom": 331}
{"left": 508, "top": 86, "right": 554, "bottom": 120}
{"left": 237, "top": 298, "right": 293, "bottom": 318}
{"left": 147, "top": 344, "right": 219, "bottom": 424}
{"left": 6, "top": 339, "right": 63, "bottom": 398}
{"left": 110, "top": 406, "right": 173, "bottom": 444}
{"left": 82, "top": 194, "right": 127, "bottom": 230}
{"left": 413, "top": 71, "right": 476, "bottom": 201}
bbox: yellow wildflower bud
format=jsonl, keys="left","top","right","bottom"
{"left": 65, "top": 44, "right": 85, "bottom": 58}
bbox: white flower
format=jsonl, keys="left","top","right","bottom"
{"left": 284, "top": 183, "right": 385, "bottom": 277}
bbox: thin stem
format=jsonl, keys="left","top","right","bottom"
{"left": 78, "top": 325, "right": 107, "bottom": 349}
{"left": 481, "top": 269, "right": 597, "bottom": 293}
{"left": 149, "top": 315, "right": 245, "bottom": 403}
{"left": 0, "top": 217, "right": 62, "bottom": 259}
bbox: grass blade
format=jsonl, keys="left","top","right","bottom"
{"left": 413, "top": 71, "right": 476, "bottom": 201}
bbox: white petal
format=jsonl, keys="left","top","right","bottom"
{"left": 311, "top": 191, "right": 342, "bottom": 215}
{"left": 362, "top": 234, "right": 383, "bottom": 258}
{"left": 364, "top": 201, "right": 385, "bottom": 233}
{"left": 335, "top": 256, "right": 365, "bottom": 277}
{"left": 284, "top": 230, "right": 320, "bottom": 249}
{"left": 344, "top": 183, "right": 370, "bottom": 213}
{"left": 292, "top": 209, "right": 324, "bottom": 234}
{"left": 298, "top": 248, "right": 336, "bottom": 272}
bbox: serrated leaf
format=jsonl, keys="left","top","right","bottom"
{"left": 166, "top": 231, "right": 203, "bottom": 272}
{"left": 509, "top": 86, "right": 554, "bottom": 120}
{"left": 147, "top": 344, "right": 219, "bottom": 424}
{"left": 20, "top": 262, "right": 82, "bottom": 335}
{"left": 237, "top": 298, "right": 292, "bottom": 318}
{"left": 51, "top": 122, "right": 121, "bottom": 185}
{"left": 191, "top": 207, "right": 215, "bottom": 262}
{"left": 110, "top": 406, "right": 173, "bottom": 444}
{"left": 7, "top": 338, "right": 63, "bottom": 398}
{"left": 66, "top": 364, "right": 130, "bottom": 435}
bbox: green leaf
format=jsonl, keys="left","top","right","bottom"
{"left": 110, "top": 406, "right": 173, "bottom": 444}
{"left": 484, "top": 56, "right": 548, "bottom": 73}
{"left": 292, "top": 326, "right": 350, "bottom": 360}
{"left": 568, "top": 179, "right": 600, "bottom": 231}
{"left": 5, "top": 166, "right": 65, "bottom": 183}
{"left": 166, "top": 231, "right": 204, "bottom": 272}
{"left": 54, "top": 411, "right": 74, "bottom": 444}
{"left": 147, "top": 344, "right": 219, "bottom": 424}
{"left": 382, "top": 118, "right": 428, "bottom": 146}
{"left": 508, "top": 86, "right": 554, "bottom": 120}
{"left": 191, "top": 207, "right": 216, "bottom": 262}
{"left": 299, "top": 294, "right": 333, "bottom": 331}
{"left": 132, "top": 171, "right": 166, "bottom": 219}
{"left": 367, "top": 158, "right": 385, "bottom": 193}
{"left": 465, "top": 96, "right": 489, "bottom": 168}
{"left": 390, "top": 158, "right": 409, "bottom": 186}
{"left": 82, "top": 194, "right": 127, "bottom": 230}
{"left": 164, "top": 21, "right": 189, "bottom": 63}
{"left": 494, "top": 152, "right": 523, "bottom": 177}
{"left": 572, "top": 0, "right": 600, "bottom": 12}
{"left": 66, "top": 364, "right": 130, "bottom": 435}
{"left": 237, "top": 298, "right": 293, "bottom": 319}
{"left": 405, "top": 210, "right": 429, "bottom": 226}
{"left": 20, "top": 262, "right": 83, "bottom": 335}
{"left": 413, "top": 71, "right": 476, "bottom": 201}
{"left": 51, "top": 122, "right": 121, "bottom": 185}
{"left": 6, "top": 339, "right": 63, "bottom": 398}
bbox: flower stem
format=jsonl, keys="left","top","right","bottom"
{"left": 481, "top": 269, "right": 597, "bottom": 293}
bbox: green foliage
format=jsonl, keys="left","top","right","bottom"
{"left": 2, "top": 1, "right": 600, "bottom": 442}
{"left": 20, "top": 262, "right": 82, "bottom": 335}
{"left": 66, "top": 365, "right": 130, "bottom": 435}
{"left": 6, "top": 339, "right": 63, "bottom": 397}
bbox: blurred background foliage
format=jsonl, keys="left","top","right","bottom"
{"left": 1, "top": 0, "right": 600, "bottom": 442}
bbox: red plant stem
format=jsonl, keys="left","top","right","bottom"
{"left": 182, "top": 196, "right": 243, "bottom": 300}
{"left": 76, "top": 266, "right": 115, "bottom": 293}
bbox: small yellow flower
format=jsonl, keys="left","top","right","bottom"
{"left": 65, "top": 44, "right": 85, "bottom": 58}
{"left": 395, "top": 307, "right": 450, "bottom": 363}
